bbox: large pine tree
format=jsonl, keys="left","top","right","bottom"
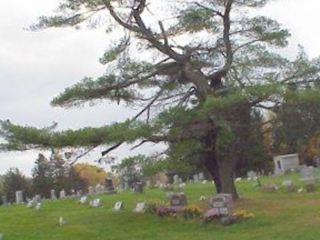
{"left": 1, "top": 0, "right": 320, "bottom": 198}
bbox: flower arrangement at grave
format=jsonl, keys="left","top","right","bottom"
{"left": 156, "top": 206, "right": 178, "bottom": 218}
{"left": 146, "top": 200, "right": 168, "bottom": 214}
{"left": 182, "top": 205, "right": 203, "bottom": 220}
{"left": 232, "top": 210, "right": 255, "bottom": 221}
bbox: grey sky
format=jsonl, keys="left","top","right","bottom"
{"left": 0, "top": 0, "right": 319, "bottom": 176}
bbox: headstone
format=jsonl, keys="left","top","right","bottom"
{"left": 193, "top": 174, "right": 199, "bottom": 183}
{"left": 105, "top": 178, "right": 115, "bottom": 193}
{"left": 209, "top": 193, "right": 233, "bottom": 216}
{"left": 76, "top": 190, "right": 82, "bottom": 197}
{"left": 247, "top": 170, "right": 257, "bottom": 181}
{"left": 235, "top": 177, "right": 242, "bottom": 183}
{"left": 199, "top": 195, "right": 206, "bottom": 201}
{"left": 274, "top": 153, "right": 300, "bottom": 175}
{"left": 88, "top": 186, "right": 94, "bottom": 195}
{"left": 133, "top": 202, "right": 146, "bottom": 213}
{"left": 35, "top": 202, "right": 41, "bottom": 210}
{"left": 50, "top": 189, "right": 57, "bottom": 200}
{"left": 34, "top": 194, "right": 41, "bottom": 203}
{"left": 90, "top": 199, "right": 101, "bottom": 208}
{"left": 146, "top": 180, "right": 151, "bottom": 188}
{"left": 300, "top": 166, "right": 316, "bottom": 183}
{"left": 199, "top": 172, "right": 205, "bottom": 181}
{"left": 170, "top": 193, "right": 187, "bottom": 210}
{"left": 59, "top": 190, "right": 66, "bottom": 199}
{"left": 27, "top": 199, "right": 35, "bottom": 208}
{"left": 59, "top": 217, "right": 66, "bottom": 227}
{"left": 113, "top": 201, "right": 123, "bottom": 211}
{"left": 124, "top": 181, "right": 129, "bottom": 190}
{"left": 178, "top": 183, "right": 186, "bottom": 191}
{"left": 79, "top": 196, "right": 88, "bottom": 204}
{"left": 133, "top": 182, "right": 144, "bottom": 194}
{"left": 173, "top": 175, "right": 179, "bottom": 184}
{"left": 15, "top": 190, "right": 23, "bottom": 204}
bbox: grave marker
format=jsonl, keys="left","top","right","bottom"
{"left": 133, "top": 202, "right": 146, "bottom": 213}
{"left": 15, "top": 190, "right": 23, "bottom": 204}
{"left": 113, "top": 201, "right": 123, "bottom": 211}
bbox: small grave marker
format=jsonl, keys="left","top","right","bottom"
{"left": 133, "top": 202, "right": 146, "bottom": 213}
{"left": 113, "top": 201, "right": 123, "bottom": 211}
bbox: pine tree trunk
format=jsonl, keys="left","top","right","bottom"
{"left": 218, "top": 158, "right": 238, "bottom": 198}
{"left": 202, "top": 127, "right": 238, "bottom": 199}
{"left": 204, "top": 153, "right": 238, "bottom": 199}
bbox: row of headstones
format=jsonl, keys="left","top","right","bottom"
{"left": 173, "top": 173, "right": 206, "bottom": 185}
{"left": 245, "top": 166, "right": 319, "bottom": 183}
{"left": 78, "top": 195, "right": 145, "bottom": 212}
{"left": 13, "top": 185, "right": 115, "bottom": 205}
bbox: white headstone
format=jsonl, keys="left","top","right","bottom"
{"left": 173, "top": 175, "right": 179, "bottom": 184}
{"left": 79, "top": 196, "right": 88, "bottom": 204}
{"left": 133, "top": 202, "right": 146, "bottom": 213}
{"left": 247, "top": 170, "right": 257, "bottom": 181}
{"left": 35, "top": 202, "right": 41, "bottom": 210}
{"left": 59, "top": 217, "right": 66, "bottom": 227}
{"left": 193, "top": 174, "right": 199, "bottom": 183}
{"left": 90, "top": 199, "right": 101, "bottom": 208}
{"left": 27, "top": 199, "right": 35, "bottom": 208}
{"left": 50, "top": 189, "right": 57, "bottom": 200}
{"left": 199, "top": 172, "right": 205, "bottom": 181}
{"left": 34, "top": 194, "right": 41, "bottom": 203}
{"left": 15, "top": 191, "right": 23, "bottom": 204}
{"left": 274, "top": 153, "right": 300, "bottom": 175}
{"left": 59, "top": 190, "right": 66, "bottom": 199}
{"left": 113, "top": 201, "right": 123, "bottom": 211}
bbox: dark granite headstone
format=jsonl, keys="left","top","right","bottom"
{"left": 105, "top": 178, "right": 116, "bottom": 194}
{"left": 209, "top": 193, "right": 233, "bottom": 216}
{"left": 133, "top": 182, "right": 144, "bottom": 194}
{"left": 170, "top": 193, "right": 187, "bottom": 211}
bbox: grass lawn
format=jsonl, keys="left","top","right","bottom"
{"left": 1, "top": 174, "right": 320, "bottom": 240}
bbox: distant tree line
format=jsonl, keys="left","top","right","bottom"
{"left": 0, "top": 151, "right": 107, "bottom": 203}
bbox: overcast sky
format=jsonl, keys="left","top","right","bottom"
{"left": 0, "top": 0, "right": 320, "bottom": 176}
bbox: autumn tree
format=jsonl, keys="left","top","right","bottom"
{"left": 74, "top": 163, "right": 107, "bottom": 186}
{"left": 1, "top": 0, "right": 320, "bottom": 198}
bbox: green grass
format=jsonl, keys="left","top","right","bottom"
{"left": 1, "top": 174, "right": 320, "bottom": 240}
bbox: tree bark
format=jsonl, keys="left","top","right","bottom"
{"left": 202, "top": 125, "right": 239, "bottom": 199}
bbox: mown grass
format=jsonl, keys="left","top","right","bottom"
{"left": 1, "top": 174, "right": 320, "bottom": 240}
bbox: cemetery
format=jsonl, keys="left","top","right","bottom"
{"left": 0, "top": 171, "right": 318, "bottom": 239}
{"left": 1, "top": 0, "right": 320, "bottom": 239}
